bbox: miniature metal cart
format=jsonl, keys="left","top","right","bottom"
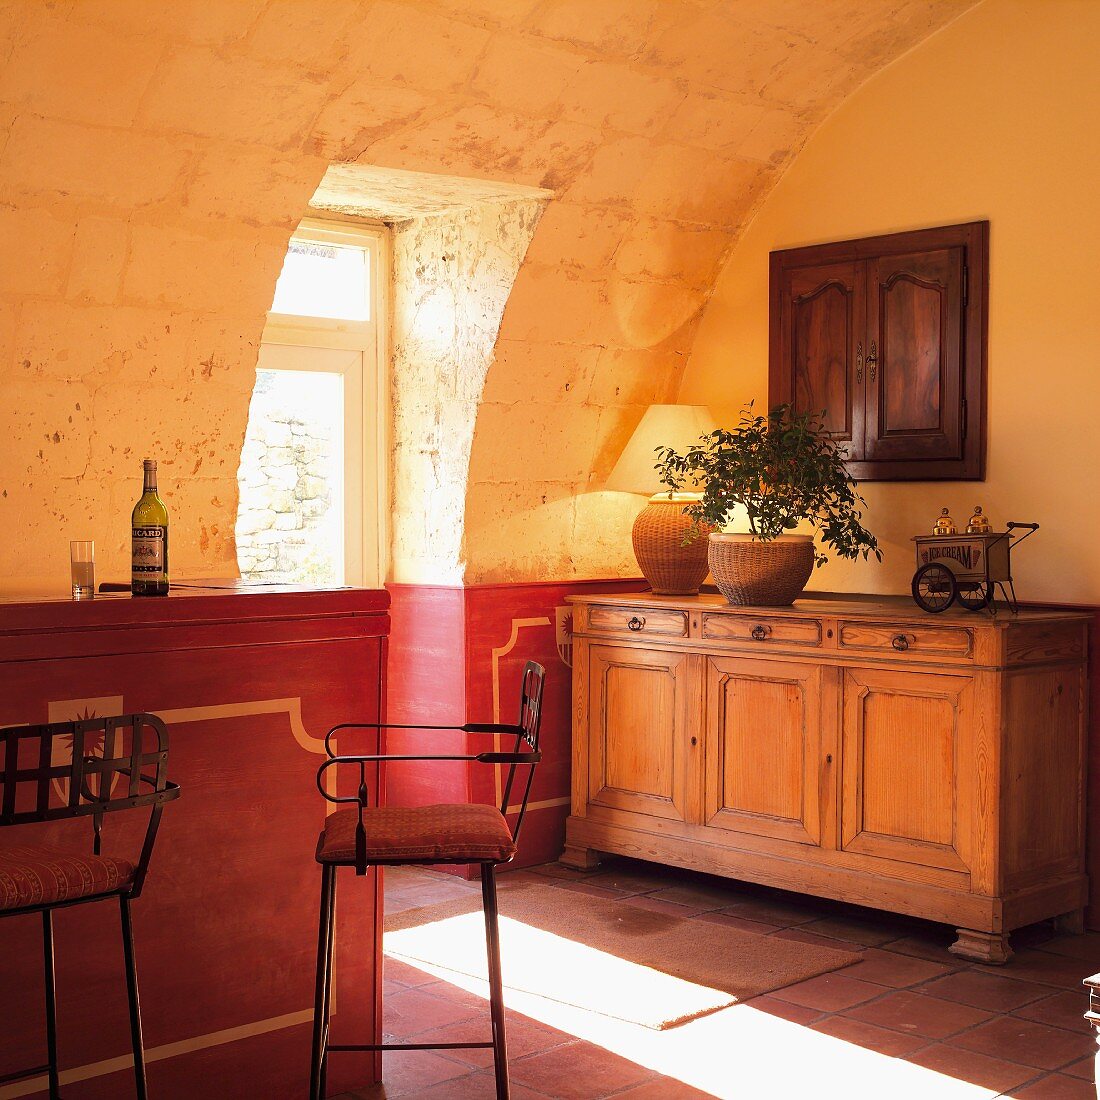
{"left": 911, "top": 522, "right": 1039, "bottom": 614}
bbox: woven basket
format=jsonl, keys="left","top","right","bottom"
{"left": 633, "top": 497, "right": 711, "bottom": 595}
{"left": 708, "top": 534, "right": 814, "bottom": 606}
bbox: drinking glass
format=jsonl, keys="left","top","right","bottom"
{"left": 70, "top": 540, "right": 95, "bottom": 600}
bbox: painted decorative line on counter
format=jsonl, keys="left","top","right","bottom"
{"left": 490, "top": 616, "right": 550, "bottom": 807}
{"left": 0, "top": 1011, "right": 314, "bottom": 1100}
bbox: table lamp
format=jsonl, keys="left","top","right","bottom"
{"left": 606, "top": 404, "right": 717, "bottom": 595}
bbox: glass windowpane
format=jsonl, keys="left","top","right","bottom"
{"left": 236, "top": 368, "right": 345, "bottom": 585}
{"left": 270, "top": 239, "right": 370, "bottom": 321}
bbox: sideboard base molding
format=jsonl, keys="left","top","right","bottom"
{"left": 563, "top": 815, "right": 1088, "bottom": 963}
{"left": 950, "top": 928, "right": 1013, "bottom": 965}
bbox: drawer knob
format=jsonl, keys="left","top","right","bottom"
{"left": 628, "top": 615, "right": 645, "bottom": 632}
{"left": 892, "top": 634, "right": 910, "bottom": 651}
{"left": 751, "top": 625, "right": 769, "bottom": 641}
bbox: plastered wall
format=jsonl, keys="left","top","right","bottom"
{"left": 0, "top": 0, "right": 972, "bottom": 592}
{"left": 679, "top": 0, "right": 1100, "bottom": 604}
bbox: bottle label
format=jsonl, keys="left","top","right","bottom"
{"left": 133, "top": 526, "right": 166, "bottom": 579}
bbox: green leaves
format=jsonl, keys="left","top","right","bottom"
{"left": 654, "top": 403, "right": 882, "bottom": 568}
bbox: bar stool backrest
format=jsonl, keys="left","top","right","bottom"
{"left": 499, "top": 660, "right": 545, "bottom": 845}
{"left": 0, "top": 713, "right": 180, "bottom": 896}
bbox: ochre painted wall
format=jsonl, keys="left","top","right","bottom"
{"left": 679, "top": 0, "right": 1100, "bottom": 604}
{"left": 0, "top": 1, "right": 969, "bottom": 593}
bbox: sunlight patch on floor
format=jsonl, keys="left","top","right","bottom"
{"left": 385, "top": 949, "right": 999, "bottom": 1100}
{"left": 386, "top": 913, "right": 734, "bottom": 1028}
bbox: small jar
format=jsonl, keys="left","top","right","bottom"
{"left": 966, "top": 506, "right": 992, "bottom": 534}
{"left": 933, "top": 508, "right": 957, "bottom": 536}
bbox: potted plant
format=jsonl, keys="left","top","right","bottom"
{"left": 654, "top": 403, "right": 881, "bottom": 606}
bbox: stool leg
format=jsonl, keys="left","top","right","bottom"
{"left": 119, "top": 896, "right": 148, "bottom": 1100}
{"left": 42, "top": 909, "right": 61, "bottom": 1100}
{"left": 320, "top": 866, "right": 337, "bottom": 1099}
{"left": 481, "top": 863, "right": 509, "bottom": 1100}
{"left": 310, "top": 865, "right": 337, "bottom": 1100}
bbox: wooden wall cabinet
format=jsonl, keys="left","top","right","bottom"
{"left": 563, "top": 592, "right": 1089, "bottom": 964}
{"left": 769, "top": 222, "right": 988, "bottom": 481}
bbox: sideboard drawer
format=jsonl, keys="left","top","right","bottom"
{"left": 1005, "top": 621, "right": 1087, "bottom": 665}
{"left": 838, "top": 620, "right": 973, "bottom": 660}
{"left": 586, "top": 605, "right": 689, "bottom": 639}
{"left": 701, "top": 613, "right": 822, "bottom": 647}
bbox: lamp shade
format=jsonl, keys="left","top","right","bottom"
{"left": 605, "top": 404, "right": 717, "bottom": 496}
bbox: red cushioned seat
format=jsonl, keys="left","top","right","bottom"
{"left": 0, "top": 843, "right": 136, "bottom": 911}
{"left": 317, "top": 803, "right": 516, "bottom": 865}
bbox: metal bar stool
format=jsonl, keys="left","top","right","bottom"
{"left": 310, "top": 660, "right": 546, "bottom": 1100}
{"left": 0, "top": 714, "right": 180, "bottom": 1098}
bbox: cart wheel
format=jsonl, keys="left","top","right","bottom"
{"left": 956, "top": 580, "right": 994, "bottom": 612}
{"left": 912, "top": 563, "right": 957, "bottom": 613}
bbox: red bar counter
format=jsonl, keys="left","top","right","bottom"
{"left": 0, "top": 584, "right": 388, "bottom": 1099}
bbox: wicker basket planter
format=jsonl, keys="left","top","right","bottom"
{"left": 708, "top": 533, "right": 814, "bottom": 606}
{"left": 632, "top": 496, "right": 712, "bottom": 595}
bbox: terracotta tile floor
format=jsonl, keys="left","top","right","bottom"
{"left": 338, "top": 858, "right": 1099, "bottom": 1099}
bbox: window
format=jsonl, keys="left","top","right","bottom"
{"left": 236, "top": 221, "right": 387, "bottom": 588}
{"left": 270, "top": 237, "right": 371, "bottom": 322}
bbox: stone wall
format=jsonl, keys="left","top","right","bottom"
{"left": 235, "top": 371, "right": 339, "bottom": 585}
{"left": 388, "top": 196, "right": 547, "bottom": 584}
{"left": 0, "top": 0, "right": 973, "bottom": 593}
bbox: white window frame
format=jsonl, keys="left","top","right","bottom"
{"left": 258, "top": 218, "right": 389, "bottom": 588}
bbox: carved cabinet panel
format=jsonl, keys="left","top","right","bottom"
{"left": 866, "top": 247, "right": 965, "bottom": 463}
{"left": 770, "top": 222, "right": 987, "bottom": 481}
{"left": 704, "top": 655, "right": 823, "bottom": 847}
{"left": 586, "top": 643, "right": 697, "bottom": 824}
{"left": 778, "top": 260, "right": 866, "bottom": 456}
{"left": 839, "top": 666, "right": 974, "bottom": 878}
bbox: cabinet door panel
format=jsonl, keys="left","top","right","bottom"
{"left": 588, "top": 645, "right": 695, "bottom": 823}
{"left": 840, "top": 667, "right": 972, "bottom": 875}
{"left": 779, "top": 261, "right": 866, "bottom": 456}
{"left": 865, "top": 248, "right": 964, "bottom": 462}
{"left": 769, "top": 222, "right": 987, "bottom": 480}
{"left": 705, "top": 656, "right": 822, "bottom": 846}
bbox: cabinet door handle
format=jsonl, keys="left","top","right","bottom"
{"left": 627, "top": 615, "right": 645, "bottom": 632}
{"left": 856, "top": 341, "right": 864, "bottom": 384}
{"left": 891, "top": 634, "right": 910, "bottom": 651}
{"left": 867, "top": 340, "right": 878, "bottom": 383}
{"left": 751, "top": 624, "right": 769, "bottom": 641}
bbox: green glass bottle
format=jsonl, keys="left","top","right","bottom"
{"left": 131, "top": 458, "right": 169, "bottom": 596}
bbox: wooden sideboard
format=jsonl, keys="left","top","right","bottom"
{"left": 561, "top": 591, "right": 1089, "bottom": 963}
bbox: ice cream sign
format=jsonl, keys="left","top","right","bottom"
{"left": 919, "top": 541, "right": 984, "bottom": 571}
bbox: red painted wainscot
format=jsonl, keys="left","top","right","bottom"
{"left": 0, "top": 584, "right": 388, "bottom": 1099}
{"left": 385, "top": 579, "right": 647, "bottom": 876}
